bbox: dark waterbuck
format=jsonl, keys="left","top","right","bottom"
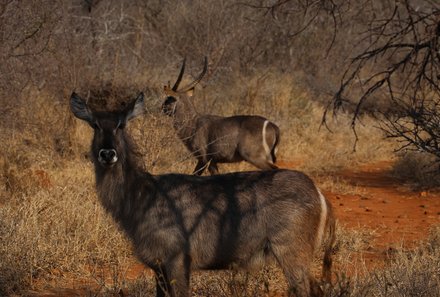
{"left": 70, "top": 92, "right": 335, "bottom": 297}
{"left": 162, "top": 58, "right": 281, "bottom": 175}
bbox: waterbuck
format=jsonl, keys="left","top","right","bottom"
{"left": 162, "top": 58, "right": 280, "bottom": 175}
{"left": 70, "top": 91, "right": 335, "bottom": 297}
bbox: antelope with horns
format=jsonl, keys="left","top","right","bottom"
{"left": 162, "top": 58, "right": 281, "bottom": 175}
{"left": 70, "top": 91, "right": 335, "bottom": 297}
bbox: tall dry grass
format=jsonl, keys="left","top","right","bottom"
{"left": 391, "top": 152, "right": 440, "bottom": 190}
{"left": 0, "top": 78, "right": 412, "bottom": 296}
{"left": 330, "top": 225, "right": 440, "bottom": 297}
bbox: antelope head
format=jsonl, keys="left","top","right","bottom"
{"left": 162, "top": 57, "right": 208, "bottom": 116}
{"left": 70, "top": 92, "right": 145, "bottom": 168}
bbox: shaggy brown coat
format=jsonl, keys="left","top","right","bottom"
{"left": 70, "top": 92, "right": 335, "bottom": 297}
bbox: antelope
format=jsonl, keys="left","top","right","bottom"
{"left": 162, "top": 58, "right": 281, "bottom": 175}
{"left": 70, "top": 91, "right": 336, "bottom": 297}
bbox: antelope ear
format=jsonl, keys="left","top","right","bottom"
{"left": 164, "top": 85, "right": 178, "bottom": 97}
{"left": 186, "top": 88, "right": 194, "bottom": 97}
{"left": 126, "top": 92, "right": 145, "bottom": 121}
{"left": 70, "top": 92, "right": 94, "bottom": 124}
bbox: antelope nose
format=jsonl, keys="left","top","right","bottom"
{"left": 98, "top": 149, "right": 118, "bottom": 164}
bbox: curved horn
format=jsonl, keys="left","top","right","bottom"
{"left": 172, "top": 58, "right": 186, "bottom": 91}
{"left": 178, "top": 57, "right": 208, "bottom": 93}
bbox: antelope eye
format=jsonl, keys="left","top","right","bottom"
{"left": 165, "top": 96, "right": 176, "bottom": 105}
{"left": 92, "top": 121, "right": 101, "bottom": 130}
{"left": 116, "top": 120, "right": 125, "bottom": 130}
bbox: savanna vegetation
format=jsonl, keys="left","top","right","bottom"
{"left": 1, "top": 0, "right": 439, "bottom": 296}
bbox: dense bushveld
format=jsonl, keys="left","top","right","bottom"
{"left": 1, "top": 0, "right": 439, "bottom": 296}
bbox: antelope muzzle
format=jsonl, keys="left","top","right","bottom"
{"left": 98, "top": 149, "right": 118, "bottom": 166}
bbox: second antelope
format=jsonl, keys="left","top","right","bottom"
{"left": 162, "top": 58, "right": 280, "bottom": 175}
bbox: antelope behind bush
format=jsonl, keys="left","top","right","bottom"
{"left": 70, "top": 91, "right": 336, "bottom": 297}
{"left": 162, "top": 58, "right": 281, "bottom": 175}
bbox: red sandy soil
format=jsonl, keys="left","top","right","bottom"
{"left": 27, "top": 161, "right": 440, "bottom": 296}
{"left": 324, "top": 161, "right": 440, "bottom": 248}
{"left": 323, "top": 161, "right": 440, "bottom": 269}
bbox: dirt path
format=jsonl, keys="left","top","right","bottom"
{"left": 326, "top": 162, "right": 440, "bottom": 249}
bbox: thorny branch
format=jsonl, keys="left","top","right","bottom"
{"left": 323, "top": 0, "right": 440, "bottom": 155}
{"left": 239, "top": 0, "right": 349, "bottom": 55}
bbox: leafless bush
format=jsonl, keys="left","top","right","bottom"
{"left": 324, "top": 0, "right": 440, "bottom": 155}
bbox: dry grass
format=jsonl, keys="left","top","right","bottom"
{"left": 391, "top": 151, "right": 440, "bottom": 190}
{"left": 0, "top": 160, "right": 131, "bottom": 294}
{"left": 0, "top": 77, "right": 426, "bottom": 296}
{"left": 315, "top": 176, "right": 369, "bottom": 197}
{"left": 343, "top": 225, "right": 440, "bottom": 297}
{"left": 2, "top": 66, "right": 439, "bottom": 297}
